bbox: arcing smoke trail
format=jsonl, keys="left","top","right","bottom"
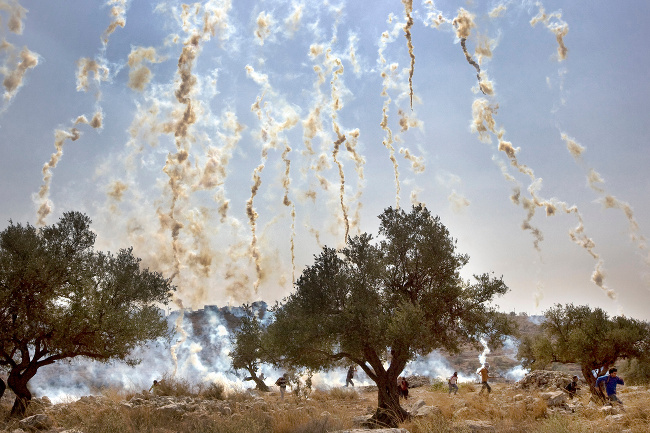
{"left": 561, "top": 133, "right": 649, "bottom": 269}
{"left": 34, "top": 128, "right": 81, "bottom": 225}
{"left": 530, "top": 4, "right": 569, "bottom": 61}
{"left": 0, "top": 0, "right": 36, "bottom": 110}
{"left": 471, "top": 96, "right": 614, "bottom": 297}
{"left": 1, "top": 45, "right": 38, "bottom": 105}
{"left": 102, "top": 0, "right": 127, "bottom": 44}
{"left": 401, "top": 0, "right": 415, "bottom": 109}
{"left": 245, "top": 64, "right": 299, "bottom": 291}
{"left": 453, "top": 8, "right": 488, "bottom": 95}
{"left": 327, "top": 53, "right": 350, "bottom": 242}
{"left": 378, "top": 21, "right": 404, "bottom": 209}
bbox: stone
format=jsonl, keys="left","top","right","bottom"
{"left": 410, "top": 399, "right": 426, "bottom": 412}
{"left": 352, "top": 414, "right": 373, "bottom": 427}
{"left": 599, "top": 405, "right": 618, "bottom": 416}
{"left": 157, "top": 403, "right": 185, "bottom": 416}
{"left": 539, "top": 391, "right": 567, "bottom": 407}
{"left": 18, "top": 414, "right": 53, "bottom": 431}
{"left": 463, "top": 420, "right": 496, "bottom": 432}
{"left": 411, "top": 405, "right": 442, "bottom": 418}
{"left": 453, "top": 406, "right": 471, "bottom": 419}
{"left": 331, "top": 428, "right": 409, "bottom": 433}
{"left": 605, "top": 414, "right": 625, "bottom": 422}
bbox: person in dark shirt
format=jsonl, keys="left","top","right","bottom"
{"left": 564, "top": 375, "right": 580, "bottom": 399}
{"left": 275, "top": 373, "right": 288, "bottom": 400}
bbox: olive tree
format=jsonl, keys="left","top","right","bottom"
{"left": 0, "top": 211, "right": 175, "bottom": 416}
{"left": 517, "top": 303, "right": 650, "bottom": 401}
{"left": 266, "top": 205, "right": 514, "bottom": 427}
{"left": 230, "top": 306, "right": 270, "bottom": 391}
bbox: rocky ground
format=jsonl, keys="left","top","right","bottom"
{"left": 0, "top": 371, "right": 647, "bottom": 433}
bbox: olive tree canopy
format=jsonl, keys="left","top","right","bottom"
{"left": 266, "top": 205, "right": 514, "bottom": 426}
{"left": 517, "top": 303, "right": 650, "bottom": 400}
{"left": 0, "top": 211, "right": 175, "bottom": 416}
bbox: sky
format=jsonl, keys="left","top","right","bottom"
{"left": 1, "top": 0, "right": 649, "bottom": 321}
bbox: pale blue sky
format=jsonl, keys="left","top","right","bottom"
{"left": 1, "top": 0, "right": 649, "bottom": 320}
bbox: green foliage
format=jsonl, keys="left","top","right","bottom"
{"left": 230, "top": 306, "right": 271, "bottom": 391}
{"left": 231, "top": 307, "right": 266, "bottom": 372}
{"left": 620, "top": 356, "right": 650, "bottom": 385}
{"left": 0, "top": 211, "right": 175, "bottom": 413}
{"left": 516, "top": 303, "right": 650, "bottom": 397}
{"left": 266, "top": 205, "right": 514, "bottom": 415}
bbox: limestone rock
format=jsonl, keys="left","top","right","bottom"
{"left": 516, "top": 370, "right": 575, "bottom": 391}
{"left": 411, "top": 405, "right": 442, "bottom": 418}
{"left": 462, "top": 420, "right": 496, "bottom": 432}
{"left": 605, "top": 414, "right": 625, "bottom": 422}
{"left": 18, "top": 414, "right": 53, "bottom": 431}
{"left": 410, "top": 399, "right": 426, "bottom": 412}
{"left": 539, "top": 391, "right": 567, "bottom": 407}
{"left": 331, "top": 428, "right": 409, "bottom": 433}
{"left": 352, "top": 414, "right": 373, "bottom": 427}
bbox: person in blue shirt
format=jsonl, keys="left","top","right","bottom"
{"left": 596, "top": 367, "right": 624, "bottom": 405}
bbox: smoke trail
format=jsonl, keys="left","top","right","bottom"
{"left": 245, "top": 64, "right": 300, "bottom": 290}
{"left": 0, "top": 0, "right": 26, "bottom": 34}
{"left": 471, "top": 96, "right": 613, "bottom": 296}
{"left": 76, "top": 58, "right": 110, "bottom": 92}
{"left": 254, "top": 11, "right": 274, "bottom": 45}
{"left": 1, "top": 44, "right": 38, "bottom": 103}
{"left": 102, "top": 0, "right": 127, "bottom": 44}
{"left": 530, "top": 4, "right": 569, "bottom": 61}
{"left": 283, "top": 2, "right": 303, "bottom": 37}
{"left": 127, "top": 46, "right": 164, "bottom": 91}
{"left": 328, "top": 52, "right": 350, "bottom": 242}
{"left": 448, "top": 190, "right": 470, "bottom": 213}
{"left": 452, "top": 8, "right": 489, "bottom": 95}
{"left": 74, "top": 111, "right": 104, "bottom": 129}
{"left": 562, "top": 133, "right": 648, "bottom": 258}
{"left": 34, "top": 128, "right": 81, "bottom": 225}
{"left": 378, "top": 20, "right": 404, "bottom": 208}
{"left": 478, "top": 337, "right": 490, "bottom": 366}
{"left": 401, "top": 0, "right": 415, "bottom": 109}
{"left": 280, "top": 140, "right": 296, "bottom": 281}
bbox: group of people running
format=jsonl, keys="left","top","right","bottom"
{"left": 273, "top": 362, "right": 626, "bottom": 406}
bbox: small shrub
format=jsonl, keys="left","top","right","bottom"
{"left": 199, "top": 381, "right": 226, "bottom": 400}
{"left": 531, "top": 415, "right": 588, "bottom": 433}
{"left": 314, "top": 387, "right": 359, "bottom": 401}
{"left": 428, "top": 379, "right": 448, "bottom": 392}
{"left": 153, "top": 373, "right": 194, "bottom": 397}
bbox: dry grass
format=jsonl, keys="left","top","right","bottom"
{"left": 0, "top": 381, "right": 648, "bottom": 433}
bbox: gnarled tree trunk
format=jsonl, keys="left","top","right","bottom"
{"left": 243, "top": 367, "right": 270, "bottom": 392}
{"left": 7, "top": 363, "right": 40, "bottom": 418}
{"left": 581, "top": 365, "right": 607, "bottom": 404}
{"left": 365, "top": 372, "right": 408, "bottom": 428}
